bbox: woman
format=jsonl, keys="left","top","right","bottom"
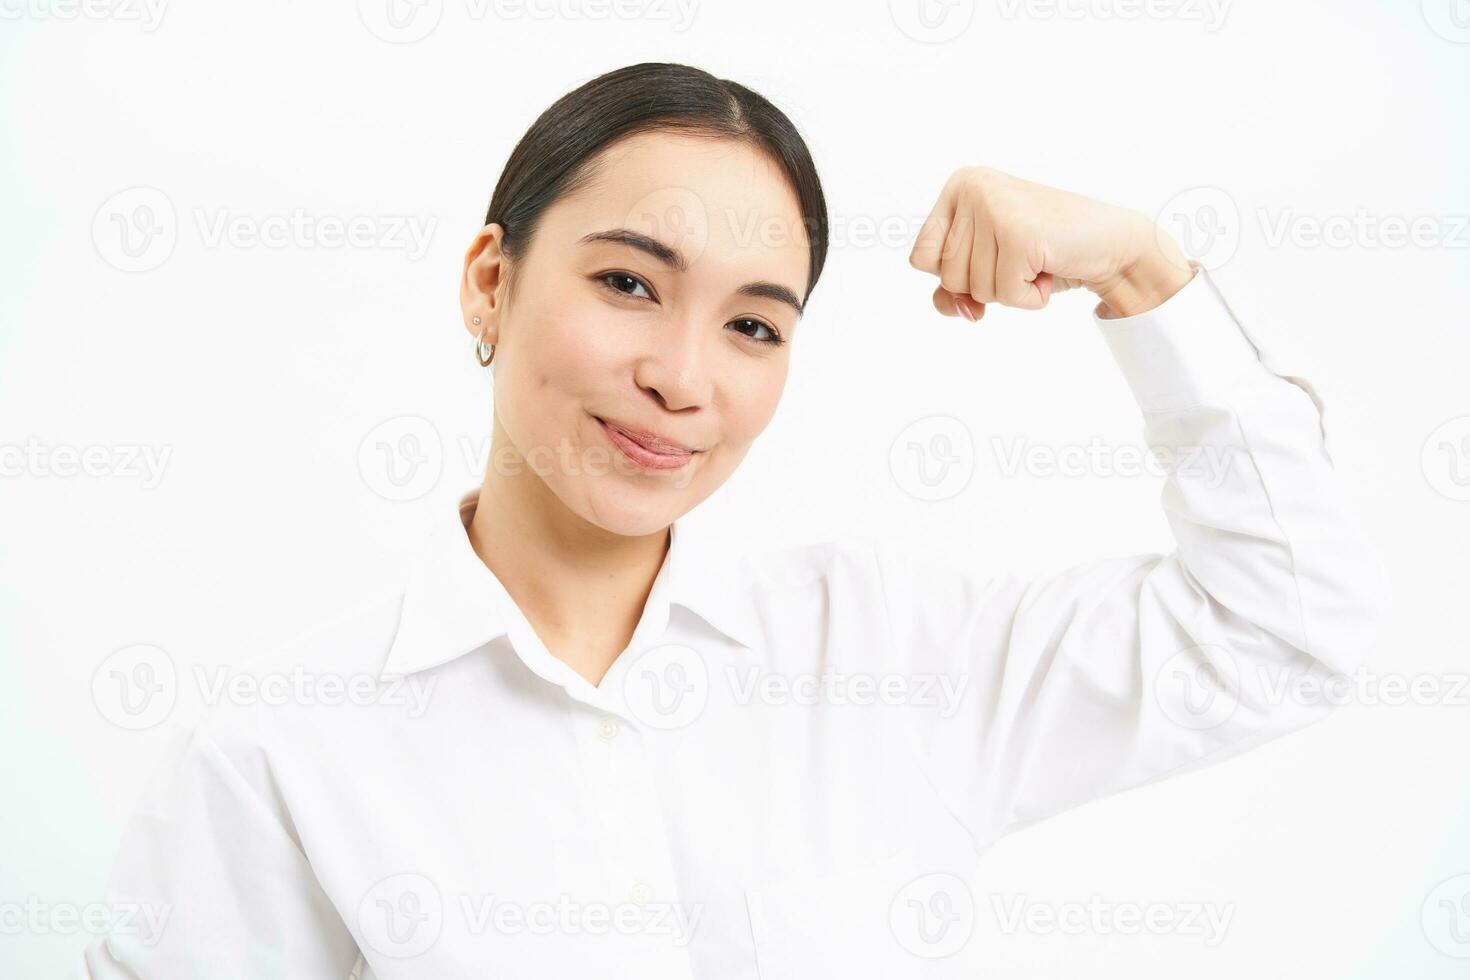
{"left": 84, "top": 62, "right": 1388, "bottom": 978}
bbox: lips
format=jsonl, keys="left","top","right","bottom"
{"left": 595, "top": 416, "right": 697, "bottom": 470}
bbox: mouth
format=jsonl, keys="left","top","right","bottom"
{"left": 594, "top": 415, "right": 700, "bottom": 471}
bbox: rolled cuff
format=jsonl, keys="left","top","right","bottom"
{"left": 1091, "top": 262, "right": 1335, "bottom": 460}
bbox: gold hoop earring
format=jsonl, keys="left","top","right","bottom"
{"left": 474, "top": 320, "right": 496, "bottom": 367}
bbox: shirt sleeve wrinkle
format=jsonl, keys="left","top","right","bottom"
{"left": 875, "top": 267, "right": 1391, "bottom": 852}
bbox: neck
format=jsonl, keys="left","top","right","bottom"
{"left": 465, "top": 416, "right": 669, "bottom": 687}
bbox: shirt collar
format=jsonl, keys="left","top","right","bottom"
{"left": 380, "top": 485, "right": 762, "bottom": 679}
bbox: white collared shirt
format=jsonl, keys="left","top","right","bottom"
{"left": 83, "top": 267, "right": 1389, "bottom": 979}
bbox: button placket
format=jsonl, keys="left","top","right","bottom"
{"left": 573, "top": 709, "right": 693, "bottom": 973}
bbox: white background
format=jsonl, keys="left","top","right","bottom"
{"left": 2, "top": 0, "right": 1467, "bottom": 976}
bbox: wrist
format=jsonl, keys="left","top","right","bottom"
{"left": 1091, "top": 215, "right": 1196, "bottom": 318}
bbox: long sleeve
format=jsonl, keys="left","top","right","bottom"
{"left": 79, "top": 712, "right": 361, "bottom": 978}
{"left": 875, "top": 265, "right": 1391, "bottom": 853}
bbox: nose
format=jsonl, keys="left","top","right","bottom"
{"left": 632, "top": 318, "right": 713, "bottom": 413}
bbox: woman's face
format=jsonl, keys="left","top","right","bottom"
{"left": 460, "top": 131, "right": 811, "bottom": 536}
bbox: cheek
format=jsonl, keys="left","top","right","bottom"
{"left": 518, "top": 295, "right": 617, "bottom": 397}
{"left": 722, "top": 363, "right": 788, "bottom": 447}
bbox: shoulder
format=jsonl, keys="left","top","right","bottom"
{"left": 242, "top": 584, "right": 407, "bottom": 683}
{"left": 725, "top": 532, "right": 888, "bottom": 593}
{"left": 190, "top": 584, "right": 409, "bottom": 756}
{"left": 725, "top": 531, "right": 1012, "bottom": 596}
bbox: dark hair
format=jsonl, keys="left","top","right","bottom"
{"left": 484, "top": 62, "right": 829, "bottom": 308}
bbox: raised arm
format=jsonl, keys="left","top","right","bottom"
{"left": 886, "top": 167, "right": 1390, "bottom": 850}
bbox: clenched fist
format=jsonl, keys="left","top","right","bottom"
{"left": 908, "top": 166, "right": 1195, "bottom": 320}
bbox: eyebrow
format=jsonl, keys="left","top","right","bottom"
{"left": 580, "top": 227, "right": 806, "bottom": 318}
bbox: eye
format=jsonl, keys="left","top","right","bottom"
{"left": 728, "top": 317, "right": 785, "bottom": 347}
{"left": 596, "top": 271, "right": 654, "bottom": 301}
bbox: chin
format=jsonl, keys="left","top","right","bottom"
{"left": 577, "top": 484, "right": 684, "bottom": 538}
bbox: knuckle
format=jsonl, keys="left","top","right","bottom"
{"left": 948, "top": 166, "right": 992, "bottom": 202}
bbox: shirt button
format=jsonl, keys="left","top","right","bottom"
{"left": 596, "top": 716, "right": 620, "bottom": 741}
{"left": 629, "top": 882, "right": 655, "bottom": 906}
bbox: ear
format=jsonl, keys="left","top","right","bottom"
{"left": 460, "top": 223, "right": 511, "bottom": 341}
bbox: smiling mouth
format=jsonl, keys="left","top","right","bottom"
{"left": 594, "top": 416, "right": 699, "bottom": 470}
